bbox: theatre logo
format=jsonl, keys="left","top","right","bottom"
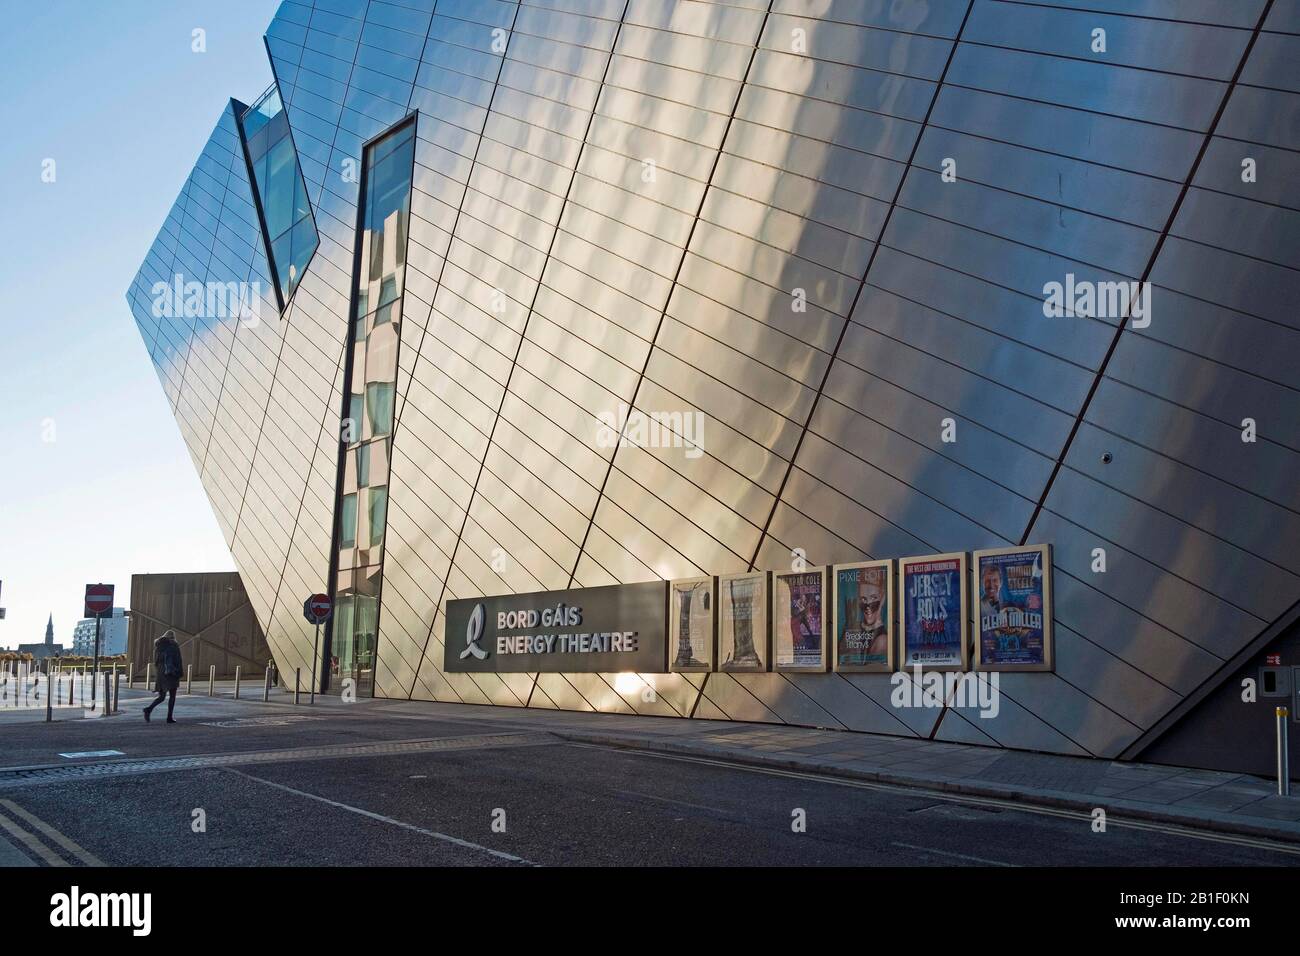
{"left": 446, "top": 582, "right": 667, "bottom": 674}
{"left": 50, "top": 886, "right": 151, "bottom": 936}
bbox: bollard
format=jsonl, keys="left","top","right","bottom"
{"left": 146, "top": 663, "right": 152, "bottom": 691}
{"left": 234, "top": 665, "right": 241, "bottom": 700}
{"left": 69, "top": 672, "right": 75, "bottom": 707}
{"left": 294, "top": 667, "right": 301, "bottom": 705}
{"left": 263, "top": 665, "right": 271, "bottom": 702}
{"left": 1279, "top": 707, "right": 1292, "bottom": 797}
{"left": 187, "top": 663, "right": 193, "bottom": 695}
{"left": 208, "top": 664, "right": 215, "bottom": 697}
{"left": 46, "top": 667, "right": 53, "bottom": 724}
{"left": 113, "top": 672, "right": 120, "bottom": 716}
{"left": 128, "top": 662, "right": 134, "bottom": 689}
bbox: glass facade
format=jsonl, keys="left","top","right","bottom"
{"left": 238, "top": 86, "right": 317, "bottom": 305}
{"left": 329, "top": 119, "right": 416, "bottom": 697}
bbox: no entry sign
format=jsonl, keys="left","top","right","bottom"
{"left": 303, "top": 593, "right": 333, "bottom": 625}
{"left": 84, "top": 584, "right": 114, "bottom": 617}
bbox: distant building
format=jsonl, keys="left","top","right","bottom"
{"left": 16, "top": 614, "right": 65, "bottom": 660}
{"left": 128, "top": 573, "right": 270, "bottom": 680}
{"left": 71, "top": 608, "right": 128, "bottom": 657}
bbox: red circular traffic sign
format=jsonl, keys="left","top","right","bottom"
{"left": 84, "top": 584, "right": 114, "bottom": 617}
{"left": 303, "top": 593, "right": 333, "bottom": 625}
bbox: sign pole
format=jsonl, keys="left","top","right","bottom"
{"left": 91, "top": 612, "right": 101, "bottom": 707}
{"left": 310, "top": 623, "right": 319, "bottom": 705}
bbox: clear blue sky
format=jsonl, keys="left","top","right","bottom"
{"left": 0, "top": 0, "right": 282, "bottom": 649}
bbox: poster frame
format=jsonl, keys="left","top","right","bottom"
{"left": 971, "top": 543, "right": 1054, "bottom": 672}
{"left": 831, "top": 559, "right": 894, "bottom": 673}
{"left": 898, "top": 551, "right": 969, "bottom": 672}
{"left": 771, "top": 567, "right": 829, "bottom": 673}
{"left": 667, "top": 575, "right": 716, "bottom": 673}
{"left": 717, "top": 570, "right": 769, "bottom": 673}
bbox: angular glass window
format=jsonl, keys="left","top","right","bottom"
{"left": 238, "top": 86, "right": 319, "bottom": 306}
{"left": 326, "top": 116, "right": 416, "bottom": 700}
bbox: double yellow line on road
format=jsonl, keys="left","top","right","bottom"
{"left": 0, "top": 799, "right": 104, "bottom": 867}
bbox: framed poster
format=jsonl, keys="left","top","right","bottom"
{"left": 668, "top": 576, "right": 715, "bottom": 672}
{"left": 772, "top": 568, "right": 828, "bottom": 672}
{"left": 899, "top": 552, "right": 967, "bottom": 670}
{"left": 832, "top": 560, "right": 893, "bottom": 672}
{"left": 972, "top": 544, "right": 1053, "bottom": 671}
{"left": 718, "top": 571, "right": 768, "bottom": 672}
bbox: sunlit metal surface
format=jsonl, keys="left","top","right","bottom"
{"left": 127, "top": 0, "right": 1300, "bottom": 765}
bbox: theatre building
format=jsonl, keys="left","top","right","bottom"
{"left": 127, "top": 0, "right": 1300, "bottom": 779}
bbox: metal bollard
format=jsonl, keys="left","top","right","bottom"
{"left": 263, "top": 665, "right": 271, "bottom": 702}
{"left": 145, "top": 663, "right": 152, "bottom": 690}
{"left": 208, "top": 665, "right": 215, "bottom": 697}
{"left": 234, "top": 665, "right": 241, "bottom": 700}
{"left": 128, "top": 662, "right": 134, "bottom": 689}
{"left": 186, "top": 663, "right": 193, "bottom": 695}
{"left": 1279, "top": 707, "right": 1292, "bottom": 797}
{"left": 46, "top": 668, "right": 53, "bottom": 724}
{"left": 113, "top": 672, "right": 120, "bottom": 715}
{"left": 294, "top": 667, "right": 301, "bottom": 705}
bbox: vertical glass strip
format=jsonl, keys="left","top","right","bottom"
{"left": 325, "top": 118, "right": 417, "bottom": 697}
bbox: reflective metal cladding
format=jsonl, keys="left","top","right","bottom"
{"left": 126, "top": 0, "right": 1300, "bottom": 769}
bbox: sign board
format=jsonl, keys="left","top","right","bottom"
{"left": 303, "top": 593, "right": 333, "bottom": 625}
{"left": 668, "top": 576, "right": 714, "bottom": 672}
{"left": 718, "top": 571, "right": 768, "bottom": 671}
{"left": 832, "top": 560, "right": 893, "bottom": 672}
{"left": 972, "top": 544, "right": 1053, "bottom": 672}
{"left": 444, "top": 581, "right": 667, "bottom": 673}
{"left": 899, "top": 553, "right": 967, "bottom": 670}
{"left": 772, "top": 568, "right": 828, "bottom": 672}
{"left": 84, "top": 584, "right": 114, "bottom": 618}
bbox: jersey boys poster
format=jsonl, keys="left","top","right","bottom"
{"left": 900, "top": 553, "right": 967, "bottom": 669}
{"left": 833, "top": 561, "right": 892, "bottom": 671}
{"left": 974, "top": 545, "right": 1053, "bottom": 671}
{"left": 773, "top": 569, "right": 827, "bottom": 670}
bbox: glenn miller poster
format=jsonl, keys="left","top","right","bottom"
{"left": 899, "top": 552, "right": 967, "bottom": 670}
{"left": 833, "top": 560, "right": 893, "bottom": 672}
{"left": 772, "top": 568, "right": 827, "bottom": 671}
{"left": 669, "top": 575, "right": 714, "bottom": 672}
{"left": 718, "top": 571, "right": 767, "bottom": 672}
{"left": 973, "top": 544, "right": 1053, "bottom": 671}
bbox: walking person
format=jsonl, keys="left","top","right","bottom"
{"left": 143, "top": 630, "right": 183, "bottom": 723}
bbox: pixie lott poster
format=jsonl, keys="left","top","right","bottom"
{"left": 833, "top": 560, "right": 892, "bottom": 672}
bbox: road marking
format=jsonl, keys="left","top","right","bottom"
{"left": 0, "top": 800, "right": 105, "bottom": 867}
{"left": 58, "top": 750, "right": 124, "bottom": 759}
{"left": 577, "top": 744, "right": 1300, "bottom": 857}
{"left": 0, "top": 808, "right": 65, "bottom": 866}
{"left": 224, "top": 768, "right": 536, "bottom": 866}
{"left": 892, "top": 841, "right": 1016, "bottom": 867}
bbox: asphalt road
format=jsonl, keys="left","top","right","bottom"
{"left": 0, "top": 691, "right": 1296, "bottom": 867}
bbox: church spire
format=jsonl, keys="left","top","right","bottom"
{"left": 45, "top": 614, "right": 53, "bottom": 646}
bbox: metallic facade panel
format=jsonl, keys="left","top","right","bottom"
{"left": 128, "top": 0, "right": 1300, "bottom": 773}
